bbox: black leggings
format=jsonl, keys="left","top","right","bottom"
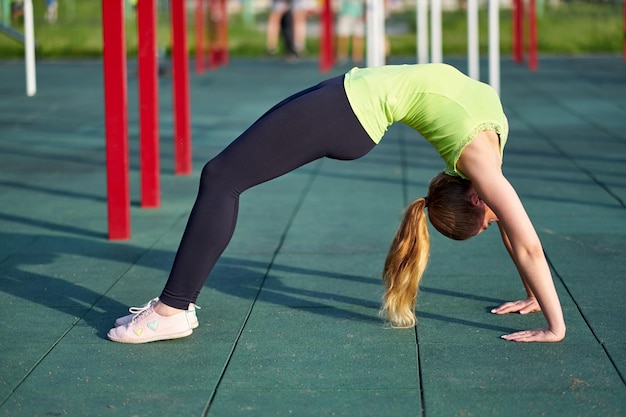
{"left": 159, "top": 75, "right": 376, "bottom": 309}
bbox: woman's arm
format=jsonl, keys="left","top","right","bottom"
{"left": 457, "top": 132, "right": 566, "bottom": 342}
{"left": 492, "top": 222, "right": 542, "bottom": 315}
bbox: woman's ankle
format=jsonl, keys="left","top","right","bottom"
{"left": 154, "top": 301, "right": 184, "bottom": 316}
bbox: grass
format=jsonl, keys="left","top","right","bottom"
{"left": 0, "top": 0, "right": 623, "bottom": 59}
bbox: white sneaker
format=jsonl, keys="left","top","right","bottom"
{"left": 107, "top": 304, "right": 193, "bottom": 344}
{"left": 114, "top": 297, "right": 199, "bottom": 329}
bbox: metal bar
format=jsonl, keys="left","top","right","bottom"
{"left": 138, "top": 0, "right": 160, "bottom": 208}
{"left": 102, "top": 0, "right": 130, "bottom": 239}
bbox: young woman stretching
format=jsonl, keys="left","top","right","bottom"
{"left": 108, "top": 63, "right": 566, "bottom": 344}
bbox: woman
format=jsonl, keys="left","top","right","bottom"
{"left": 108, "top": 64, "right": 566, "bottom": 344}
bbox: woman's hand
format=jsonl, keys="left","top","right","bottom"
{"left": 493, "top": 299, "right": 566, "bottom": 342}
{"left": 500, "top": 326, "right": 566, "bottom": 343}
{"left": 491, "top": 297, "right": 541, "bottom": 315}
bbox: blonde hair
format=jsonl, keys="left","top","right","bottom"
{"left": 381, "top": 173, "right": 484, "bottom": 328}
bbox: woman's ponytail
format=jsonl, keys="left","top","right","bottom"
{"left": 381, "top": 197, "right": 430, "bottom": 328}
{"left": 380, "top": 172, "right": 484, "bottom": 328}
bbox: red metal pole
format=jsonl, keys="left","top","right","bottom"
{"left": 137, "top": 0, "right": 160, "bottom": 208}
{"left": 512, "top": 0, "right": 523, "bottom": 63}
{"left": 171, "top": 0, "right": 192, "bottom": 175}
{"left": 207, "top": 0, "right": 228, "bottom": 68}
{"left": 195, "top": 0, "right": 205, "bottom": 73}
{"left": 102, "top": 0, "right": 130, "bottom": 240}
{"left": 208, "top": 0, "right": 217, "bottom": 68}
{"left": 319, "top": 0, "right": 334, "bottom": 72}
{"left": 205, "top": 0, "right": 213, "bottom": 69}
{"left": 218, "top": 0, "right": 229, "bottom": 66}
{"left": 528, "top": 0, "right": 538, "bottom": 70}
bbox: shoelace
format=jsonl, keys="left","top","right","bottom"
{"left": 128, "top": 298, "right": 158, "bottom": 314}
{"left": 129, "top": 299, "right": 158, "bottom": 323}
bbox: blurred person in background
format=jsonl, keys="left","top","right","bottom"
{"left": 335, "top": 0, "right": 364, "bottom": 64}
{"left": 44, "top": 0, "right": 57, "bottom": 23}
{"left": 266, "top": 0, "right": 312, "bottom": 58}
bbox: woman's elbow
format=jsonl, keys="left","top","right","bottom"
{"left": 516, "top": 243, "right": 545, "bottom": 263}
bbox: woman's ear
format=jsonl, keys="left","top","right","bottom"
{"left": 469, "top": 189, "right": 482, "bottom": 207}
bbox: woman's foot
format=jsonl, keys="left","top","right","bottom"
{"left": 107, "top": 301, "right": 193, "bottom": 344}
{"left": 114, "top": 298, "right": 199, "bottom": 329}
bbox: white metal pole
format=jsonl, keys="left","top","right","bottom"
{"left": 378, "top": 0, "right": 386, "bottom": 67}
{"left": 430, "top": 0, "right": 442, "bottom": 63}
{"left": 417, "top": 0, "right": 428, "bottom": 63}
{"left": 24, "top": 0, "right": 36, "bottom": 96}
{"left": 467, "top": 0, "right": 479, "bottom": 80}
{"left": 366, "top": 0, "right": 385, "bottom": 67}
{"left": 488, "top": 0, "right": 500, "bottom": 94}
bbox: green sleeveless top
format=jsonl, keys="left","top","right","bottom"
{"left": 343, "top": 63, "right": 509, "bottom": 178}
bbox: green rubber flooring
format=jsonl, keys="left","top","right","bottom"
{"left": 0, "top": 56, "right": 625, "bottom": 417}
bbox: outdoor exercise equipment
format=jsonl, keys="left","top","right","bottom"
{"left": 23, "top": 0, "right": 35, "bottom": 95}
{"left": 416, "top": 0, "right": 500, "bottom": 94}
{"left": 102, "top": 0, "right": 198, "bottom": 239}
{"left": 512, "top": 0, "right": 538, "bottom": 70}
{"left": 137, "top": 0, "right": 160, "bottom": 208}
{"left": 171, "top": 0, "right": 192, "bottom": 176}
{"left": 194, "top": 0, "right": 229, "bottom": 72}
{"left": 319, "top": 0, "right": 335, "bottom": 72}
{"left": 207, "top": 0, "right": 229, "bottom": 69}
{"left": 195, "top": 0, "right": 205, "bottom": 73}
{"left": 102, "top": 0, "right": 130, "bottom": 240}
{"left": 366, "top": 0, "right": 386, "bottom": 67}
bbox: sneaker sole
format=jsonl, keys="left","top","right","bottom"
{"left": 115, "top": 316, "right": 199, "bottom": 329}
{"left": 107, "top": 328, "right": 193, "bottom": 344}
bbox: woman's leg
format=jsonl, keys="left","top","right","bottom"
{"left": 159, "top": 76, "right": 375, "bottom": 309}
